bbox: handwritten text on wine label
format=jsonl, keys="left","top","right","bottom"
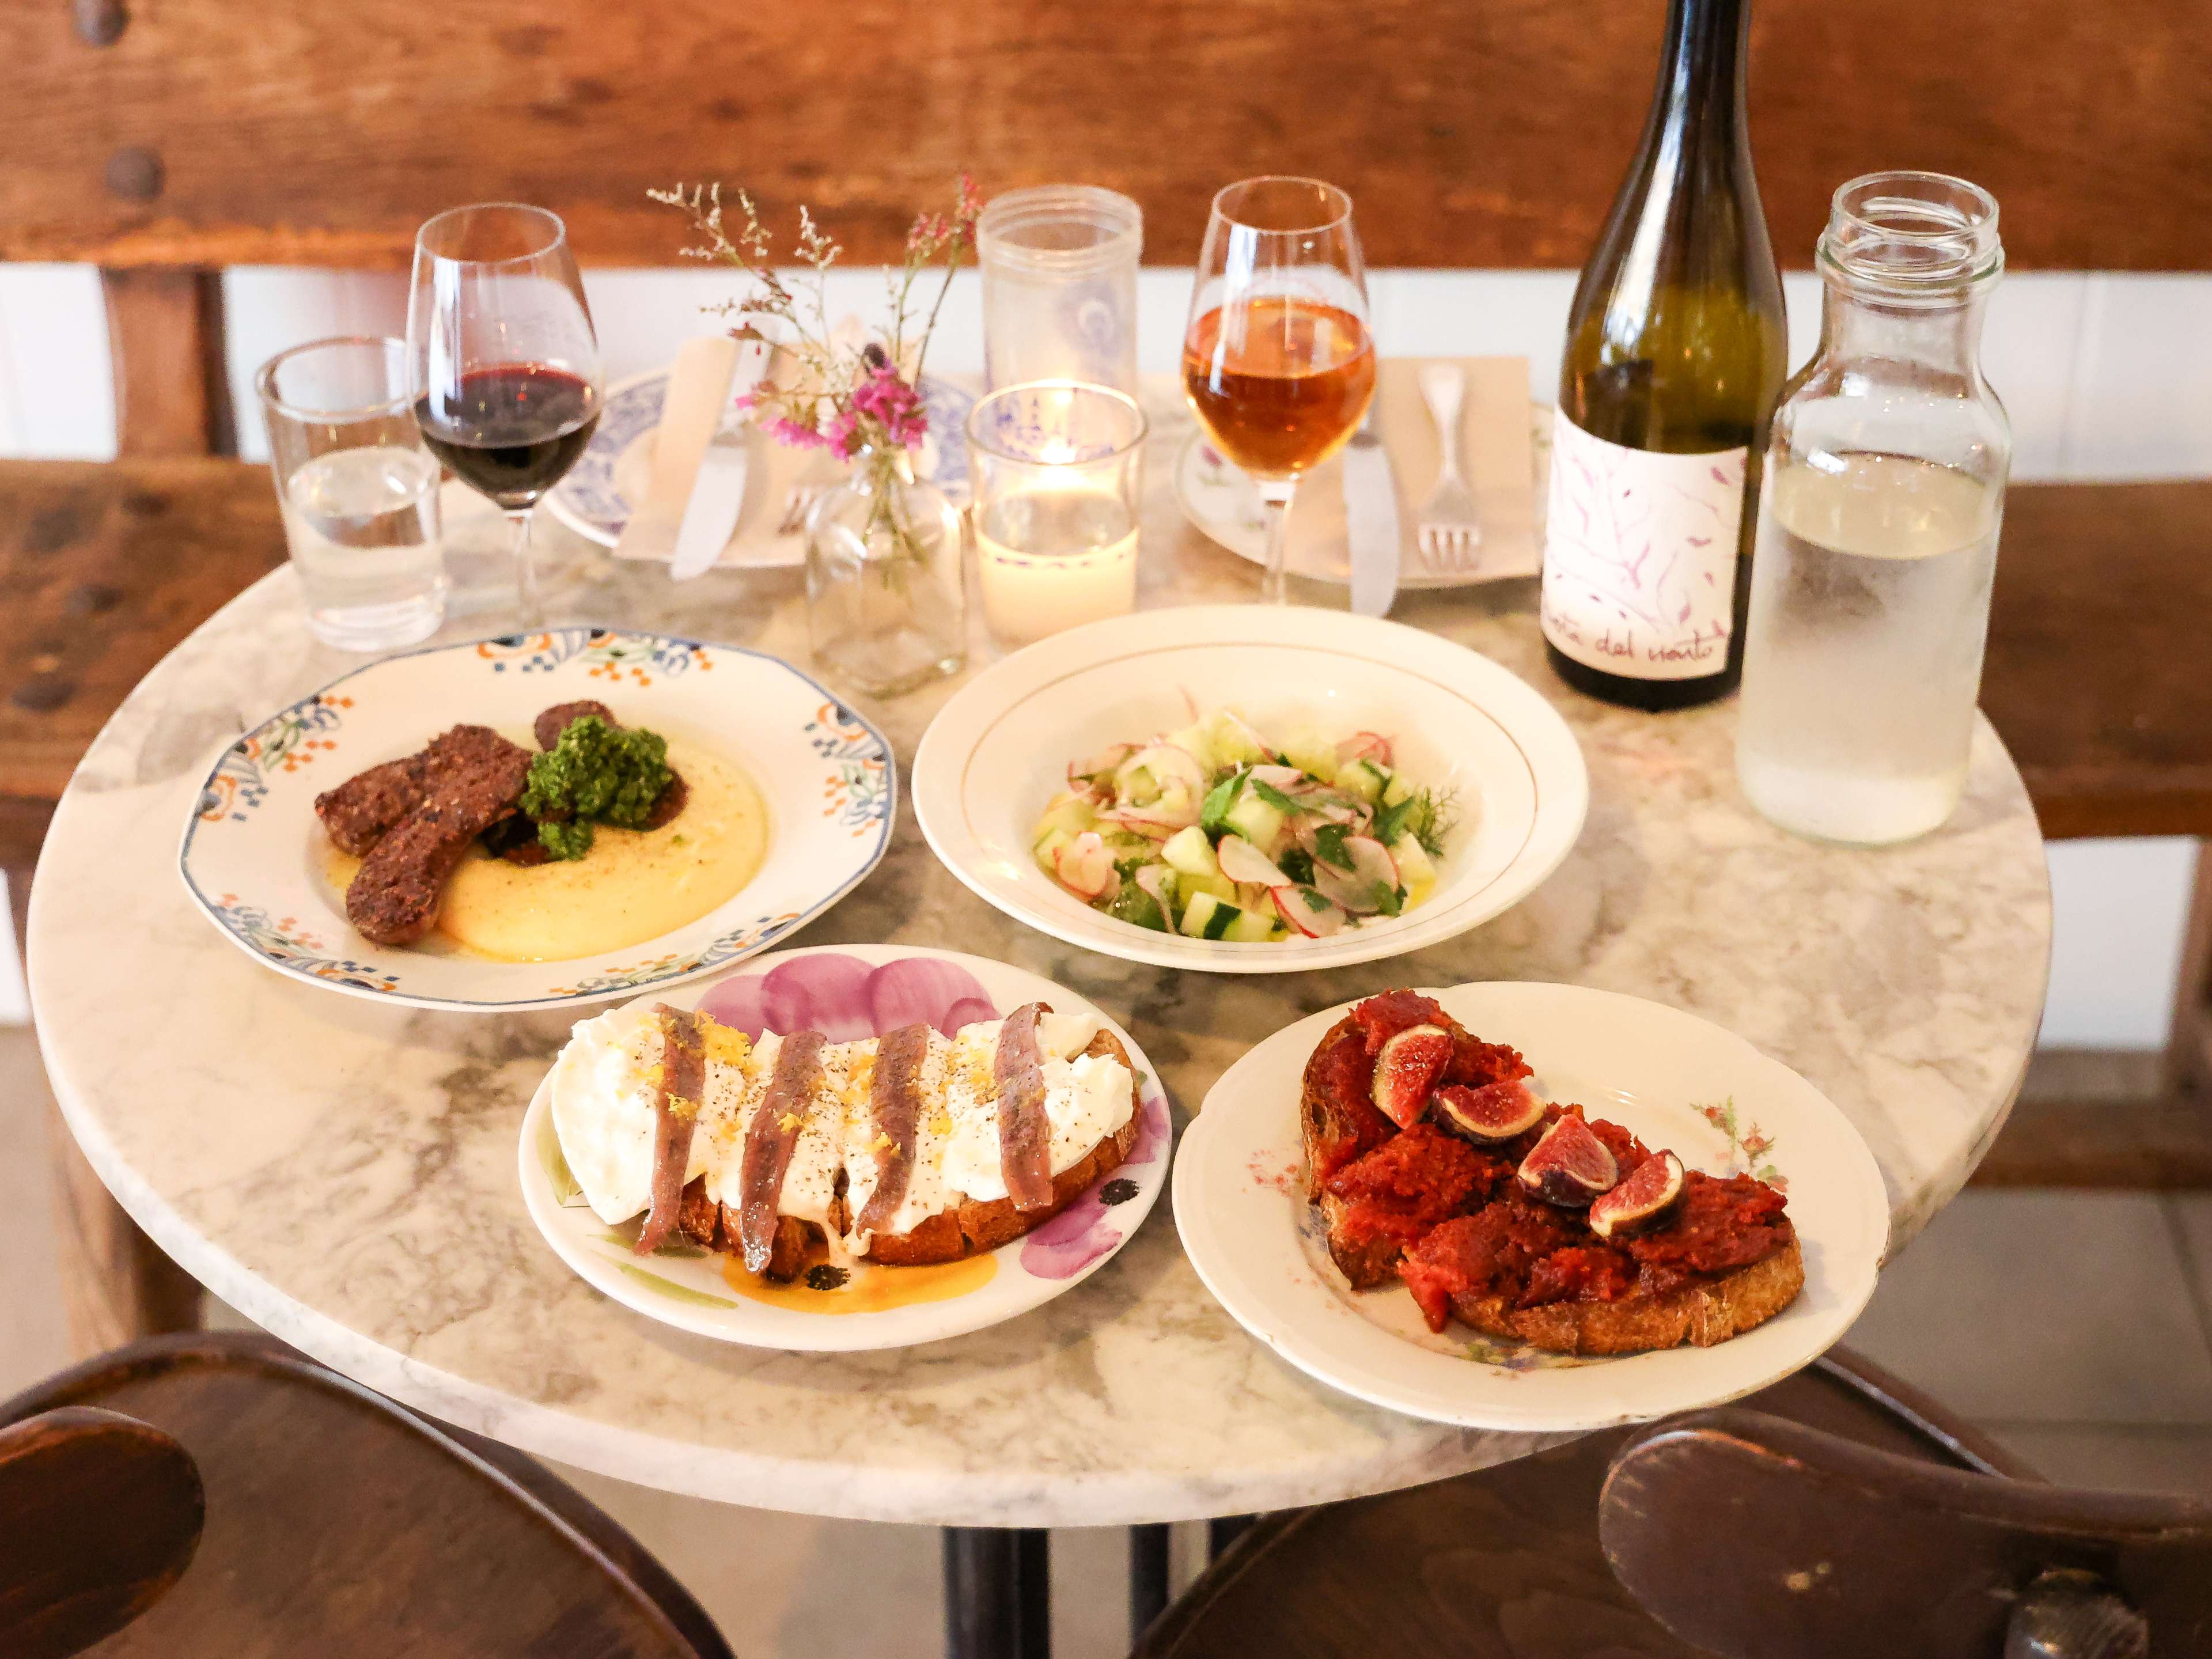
{"left": 1540, "top": 416, "right": 1747, "bottom": 681}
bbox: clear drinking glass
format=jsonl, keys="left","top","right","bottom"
{"left": 978, "top": 185, "right": 1142, "bottom": 394}
{"left": 804, "top": 449, "right": 968, "bottom": 698}
{"left": 1736, "top": 172, "right": 2010, "bottom": 846}
{"left": 256, "top": 336, "right": 447, "bottom": 652}
{"left": 407, "top": 204, "right": 603, "bottom": 628}
{"left": 967, "top": 381, "right": 1147, "bottom": 647}
{"left": 1181, "top": 177, "right": 1376, "bottom": 604}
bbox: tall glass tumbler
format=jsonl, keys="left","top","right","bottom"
{"left": 256, "top": 336, "right": 447, "bottom": 652}
{"left": 968, "top": 381, "right": 1147, "bottom": 647}
{"left": 978, "top": 186, "right": 1142, "bottom": 394}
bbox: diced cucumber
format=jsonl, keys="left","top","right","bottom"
{"left": 1120, "top": 764, "right": 1160, "bottom": 806}
{"left": 1188, "top": 871, "right": 1238, "bottom": 904}
{"left": 1222, "top": 791, "right": 1285, "bottom": 849}
{"left": 1164, "top": 723, "right": 1217, "bottom": 771}
{"left": 1179, "top": 890, "right": 1241, "bottom": 940}
{"left": 1205, "top": 711, "right": 1268, "bottom": 766}
{"left": 1380, "top": 771, "right": 1414, "bottom": 808}
{"left": 1224, "top": 905, "right": 1281, "bottom": 942}
{"left": 1336, "top": 757, "right": 1388, "bottom": 803}
{"left": 1161, "top": 824, "right": 1218, "bottom": 878}
{"left": 1391, "top": 833, "right": 1437, "bottom": 908}
{"left": 1035, "top": 791, "right": 1098, "bottom": 840}
{"left": 1391, "top": 832, "right": 1437, "bottom": 888}
{"left": 1281, "top": 736, "right": 1336, "bottom": 781}
{"left": 1033, "top": 827, "right": 1074, "bottom": 876}
{"left": 1108, "top": 881, "right": 1169, "bottom": 932}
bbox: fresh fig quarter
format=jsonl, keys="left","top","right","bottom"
{"left": 1516, "top": 1113, "right": 1620, "bottom": 1207}
{"left": 1434, "top": 1079, "right": 1547, "bottom": 1143}
{"left": 1588, "top": 1151, "right": 1686, "bottom": 1238}
{"left": 1371, "top": 1024, "right": 1453, "bottom": 1129}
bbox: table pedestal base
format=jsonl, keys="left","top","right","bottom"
{"left": 944, "top": 1527, "right": 1050, "bottom": 1659}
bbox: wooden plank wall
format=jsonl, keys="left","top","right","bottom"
{"left": 0, "top": 0, "right": 2206, "bottom": 272}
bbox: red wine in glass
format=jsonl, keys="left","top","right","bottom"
{"left": 414, "top": 363, "right": 601, "bottom": 512}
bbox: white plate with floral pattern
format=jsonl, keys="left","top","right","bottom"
{"left": 911, "top": 605, "right": 1588, "bottom": 974}
{"left": 517, "top": 944, "right": 1173, "bottom": 1351}
{"left": 177, "top": 627, "right": 893, "bottom": 1011}
{"left": 1174, "top": 982, "right": 1888, "bottom": 1430}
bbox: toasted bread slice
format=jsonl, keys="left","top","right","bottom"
{"left": 1448, "top": 1236, "right": 1805, "bottom": 1356}
{"left": 950, "top": 1027, "right": 1143, "bottom": 1255}
{"left": 1300, "top": 1013, "right": 1407, "bottom": 1289}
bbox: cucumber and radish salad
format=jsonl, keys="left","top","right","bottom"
{"left": 1032, "top": 708, "right": 1459, "bottom": 942}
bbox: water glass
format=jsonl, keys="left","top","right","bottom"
{"left": 257, "top": 336, "right": 447, "bottom": 652}
{"left": 978, "top": 186, "right": 1142, "bottom": 394}
{"left": 967, "top": 381, "right": 1147, "bottom": 647}
{"left": 1736, "top": 172, "right": 2010, "bottom": 846}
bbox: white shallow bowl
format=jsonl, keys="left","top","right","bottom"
{"left": 178, "top": 627, "right": 893, "bottom": 1011}
{"left": 911, "top": 605, "right": 1589, "bottom": 973}
{"left": 1175, "top": 982, "right": 1889, "bottom": 1431}
{"left": 517, "top": 944, "right": 1173, "bottom": 1351}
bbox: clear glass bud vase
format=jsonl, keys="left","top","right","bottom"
{"left": 804, "top": 446, "right": 967, "bottom": 698}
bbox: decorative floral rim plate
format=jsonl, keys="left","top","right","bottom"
{"left": 545, "top": 366, "right": 976, "bottom": 556}
{"left": 911, "top": 605, "right": 1589, "bottom": 974}
{"left": 517, "top": 944, "right": 1173, "bottom": 1351}
{"left": 177, "top": 627, "right": 894, "bottom": 1012}
{"left": 1172, "top": 404, "right": 1554, "bottom": 588}
{"left": 1174, "top": 981, "right": 1889, "bottom": 1430}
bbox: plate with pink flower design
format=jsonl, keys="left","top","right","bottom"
{"left": 518, "top": 944, "right": 1174, "bottom": 1351}
{"left": 1175, "top": 980, "right": 1887, "bottom": 1430}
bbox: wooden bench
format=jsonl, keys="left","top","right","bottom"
{"left": 1, "top": 0, "right": 2205, "bottom": 1350}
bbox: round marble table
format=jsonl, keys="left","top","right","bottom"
{"left": 29, "top": 458, "right": 2051, "bottom": 1534}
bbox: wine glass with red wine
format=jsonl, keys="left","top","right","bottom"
{"left": 1182, "top": 178, "right": 1376, "bottom": 604}
{"left": 407, "top": 204, "right": 603, "bottom": 626}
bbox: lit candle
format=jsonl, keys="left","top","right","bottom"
{"left": 967, "top": 381, "right": 1148, "bottom": 648}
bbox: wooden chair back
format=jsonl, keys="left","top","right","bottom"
{"left": 1601, "top": 1408, "right": 2212, "bottom": 1658}
{"left": 0, "top": 0, "right": 2205, "bottom": 460}
{"left": 0, "top": 1330, "right": 735, "bottom": 1658}
{"left": 0, "top": 1404, "right": 203, "bottom": 1659}
{"left": 1132, "top": 1346, "right": 2032, "bottom": 1658}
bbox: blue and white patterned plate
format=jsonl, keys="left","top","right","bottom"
{"left": 177, "top": 628, "right": 895, "bottom": 1012}
{"left": 545, "top": 367, "right": 976, "bottom": 554}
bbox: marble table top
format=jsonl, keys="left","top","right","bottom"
{"left": 29, "top": 414, "right": 2051, "bottom": 1527}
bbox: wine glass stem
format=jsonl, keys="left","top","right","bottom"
{"left": 1257, "top": 482, "right": 1295, "bottom": 605}
{"left": 506, "top": 507, "right": 542, "bottom": 628}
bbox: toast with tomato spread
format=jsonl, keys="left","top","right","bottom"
{"left": 1300, "top": 990, "right": 1802, "bottom": 1357}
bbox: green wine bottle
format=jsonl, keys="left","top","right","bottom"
{"left": 1540, "top": 0, "right": 1787, "bottom": 711}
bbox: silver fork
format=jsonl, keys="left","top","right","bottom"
{"left": 775, "top": 482, "right": 828, "bottom": 537}
{"left": 1415, "top": 362, "right": 1483, "bottom": 572}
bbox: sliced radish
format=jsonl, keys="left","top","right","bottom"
{"left": 1335, "top": 732, "right": 1393, "bottom": 768}
{"left": 1052, "top": 831, "right": 1115, "bottom": 901}
{"left": 1248, "top": 763, "right": 1308, "bottom": 792}
{"left": 1097, "top": 794, "right": 1197, "bottom": 835}
{"left": 1312, "top": 835, "right": 1400, "bottom": 914}
{"left": 1272, "top": 885, "right": 1347, "bottom": 938}
{"left": 1133, "top": 863, "right": 1174, "bottom": 918}
{"left": 1070, "top": 743, "right": 1135, "bottom": 785}
{"left": 1216, "top": 833, "right": 1290, "bottom": 888}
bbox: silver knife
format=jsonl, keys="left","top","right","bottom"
{"left": 670, "top": 340, "right": 771, "bottom": 580}
{"left": 1343, "top": 399, "right": 1402, "bottom": 617}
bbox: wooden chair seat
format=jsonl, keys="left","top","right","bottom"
{"left": 0, "top": 1330, "right": 734, "bottom": 1658}
{"left": 1132, "top": 1345, "right": 2034, "bottom": 1659}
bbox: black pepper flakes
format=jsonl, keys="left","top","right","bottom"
{"left": 804, "top": 1264, "right": 850, "bottom": 1291}
{"left": 1100, "top": 1178, "right": 1138, "bottom": 1206}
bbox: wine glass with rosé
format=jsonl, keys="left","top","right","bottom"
{"left": 1181, "top": 177, "right": 1377, "bottom": 604}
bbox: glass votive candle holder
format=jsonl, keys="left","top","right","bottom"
{"left": 967, "top": 381, "right": 1148, "bottom": 648}
{"left": 978, "top": 186, "right": 1142, "bottom": 395}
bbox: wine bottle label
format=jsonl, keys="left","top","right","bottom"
{"left": 1540, "top": 416, "right": 1747, "bottom": 681}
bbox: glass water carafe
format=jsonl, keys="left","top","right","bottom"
{"left": 1736, "top": 172, "right": 2010, "bottom": 846}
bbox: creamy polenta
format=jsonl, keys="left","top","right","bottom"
{"left": 327, "top": 738, "right": 768, "bottom": 962}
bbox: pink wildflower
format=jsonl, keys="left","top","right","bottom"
{"left": 849, "top": 365, "right": 929, "bottom": 452}
{"left": 764, "top": 415, "right": 829, "bottom": 450}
